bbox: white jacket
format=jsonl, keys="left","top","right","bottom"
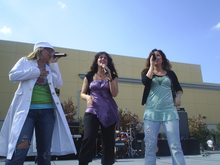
{"left": 0, "top": 57, "right": 77, "bottom": 159}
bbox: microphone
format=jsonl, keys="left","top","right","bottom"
{"left": 102, "top": 64, "right": 108, "bottom": 74}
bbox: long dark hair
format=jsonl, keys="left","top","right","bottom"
{"left": 141, "top": 49, "right": 172, "bottom": 74}
{"left": 88, "top": 52, "right": 118, "bottom": 76}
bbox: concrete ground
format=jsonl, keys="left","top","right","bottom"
{"left": 1, "top": 151, "right": 220, "bottom": 165}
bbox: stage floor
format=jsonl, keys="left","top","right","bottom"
{"left": 1, "top": 151, "right": 220, "bottom": 165}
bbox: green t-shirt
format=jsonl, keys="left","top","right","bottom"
{"left": 31, "top": 76, "right": 53, "bottom": 104}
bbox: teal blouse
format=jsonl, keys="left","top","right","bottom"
{"left": 143, "top": 75, "right": 179, "bottom": 121}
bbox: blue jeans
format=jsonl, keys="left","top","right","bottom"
{"left": 5, "top": 109, "right": 55, "bottom": 165}
{"left": 144, "top": 119, "right": 186, "bottom": 165}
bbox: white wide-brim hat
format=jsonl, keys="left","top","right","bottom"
{"left": 33, "top": 41, "right": 55, "bottom": 51}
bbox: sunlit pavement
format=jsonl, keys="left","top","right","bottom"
{"left": 1, "top": 152, "right": 220, "bottom": 165}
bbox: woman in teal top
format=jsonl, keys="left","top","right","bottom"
{"left": 141, "top": 49, "right": 186, "bottom": 165}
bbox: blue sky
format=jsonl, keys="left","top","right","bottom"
{"left": 1, "top": 0, "right": 220, "bottom": 84}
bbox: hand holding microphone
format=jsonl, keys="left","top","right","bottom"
{"left": 150, "top": 51, "right": 157, "bottom": 66}
{"left": 151, "top": 51, "right": 156, "bottom": 61}
{"left": 102, "top": 64, "right": 108, "bottom": 74}
{"left": 50, "top": 52, "right": 67, "bottom": 63}
{"left": 102, "top": 64, "right": 112, "bottom": 81}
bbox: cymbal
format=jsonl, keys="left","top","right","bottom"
{"left": 126, "top": 122, "right": 135, "bottom": 125}
{"left": 115, "top": 130, "right": 120, "bottom": 133}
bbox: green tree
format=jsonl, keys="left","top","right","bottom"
{"left": 212, "top": 122, "right": 220, "bottom": 145}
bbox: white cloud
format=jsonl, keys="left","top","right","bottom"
{"left": 212, "top": 22, "right": 220, "bottom": 30}
{"left": 0, "top": 26, "right": 11, "bottom": 34}
{"left": 58, "top": 2, "right": 67, "bottom": 9}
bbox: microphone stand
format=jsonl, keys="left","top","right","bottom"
{"left": 124, "top": 109, "right": 139, "bottom": 157}
{"left": 132, "top": 115, "right": 139, "bottom": 156}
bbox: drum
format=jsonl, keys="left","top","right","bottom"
{"left": 128, "top": 136, "right": 133, "bottom": 141}
{"left": 115, "top": 137, "right": 121, "bottom": 141}
{"left": 120, "top": 132, "right": 128, "bottom": 141}
{"left": 115, "top": 141, "right": 127, "bottom": 158}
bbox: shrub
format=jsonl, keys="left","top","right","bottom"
{"left": 188, "top": 114, "right": 210, "bottom": 143}
{"left": 118, "top": 108, "right": 143, "bottom": 133}
{"left": 62, "top": 97, "right": 77, "bottom": 122}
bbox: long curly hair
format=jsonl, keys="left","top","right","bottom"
{"left": 88, "top": 52, "right": 118, "bottom": 76}
{"left": 141, "top": 49, "right": 172, "bottom": 74}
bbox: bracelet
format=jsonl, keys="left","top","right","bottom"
{"left": 109, "top": 79, "right": 113, "bottom": 82}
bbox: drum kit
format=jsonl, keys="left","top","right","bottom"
{"left": 115, "top": 122, "right": 138, "bottom": 158}
{"left": 95, "top": 109, "right": 139, "bottom": 158}
{"left": 95, "top": 121, "right": 137, "bottom": 158}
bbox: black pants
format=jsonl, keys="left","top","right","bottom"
{"left": 78, "top": 113, "right": 116, "bottom": 165}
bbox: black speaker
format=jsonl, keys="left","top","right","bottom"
{"left": 156, "top": 139, "right": 200, "bottom": 156}
{"left": 178, "top": 110, "right": 189, "bottom": 137}
{"left": 181, "top": 139, "right": 200, "bottom": 155}
{"left": 135, "top": 133, "right": 144, "bottom": 140}
{"left": 68, "top": 121, "right": 80, "bottom": 135}
{"left": 134, "top": 133, "right": 145, "bottom": 157}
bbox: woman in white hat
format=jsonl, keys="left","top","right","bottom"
{"left": 0, "top": 41, "right": 76, "bottom": 165}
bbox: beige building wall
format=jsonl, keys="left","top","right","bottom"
{"left": 0, "top": 40, "right": 220, "bottom": 129}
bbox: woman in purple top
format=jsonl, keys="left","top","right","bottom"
{"left": 78, "top": 52, "right": 120, "bottom": 165}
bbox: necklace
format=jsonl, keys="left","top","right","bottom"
{"left": 96, "top": 73, "right": 105, "bottom": 78}
{"left": 38, "top": 62, "right": 46, "bottom": 68}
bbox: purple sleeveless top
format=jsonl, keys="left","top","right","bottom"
{"left": 85, "top": 79, "right": 120, "bottom": 129}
